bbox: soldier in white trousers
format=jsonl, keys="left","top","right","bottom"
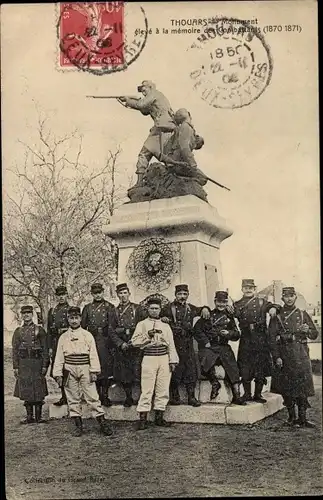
{"left": 53, "top": 306, "right": 113, "bottom": 437}
{"left": 131, "top": 297, "right": 179, "bottom": 430}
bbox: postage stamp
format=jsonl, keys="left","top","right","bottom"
{"left": 56, "top": 2, "right": 148, "bottom": 75}
{"left": 187, "top": 17, "right": 273, "bottom": 109}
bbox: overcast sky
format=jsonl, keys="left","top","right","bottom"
{"left": 2, "top": 1, "right": 320, "bottom": 303}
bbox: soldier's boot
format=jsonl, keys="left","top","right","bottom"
{"left": 169, "top": 381, "right": 181, "bottom": 405}
{"left": 231, "top": 383, "right": 247, "bottom": 406}
{"left": 286, "top": 405, "right": 297, "bottom": 426}
{"left": 186, "top": 383, "right": 201, "bottom": 407}
{"left": 297, "top": 403, "right": 316, "bottom": 428}
{"left": 253, "top": 381, "right": 267, "bottom": 403}
{"left": 72, "top": 416, "right": 83, "bottom": 437}
{"left": 102, "top": 380, "right": 113, "bottom": 407}
{"left": 23, "top": 402, "right": 34, "bottom": 424}
{"left": 137, "top": 412, "right": 148, "bottom": 431}
{"left": 206, "top": 371, "right": 221, "bottom": 400}
{"left": 96, "top": 415, "right": 113, "bottom": 436}
{"left": 34, "top": 402, "right": 46, "bottom": 423}
{"left": 241, "top": 381, "right": 253, "bottom": 402}
{"left": 155, "top": 410, "right": 172, "bottom": 427}
{"left": 123, "top": 384, "right": 134, "bottom": 408}
{"left": 53, "top": 387, "right": 67, "bottom": 406}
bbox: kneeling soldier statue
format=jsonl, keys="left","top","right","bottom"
{"left": 53, "top": 306, "right": 113, "bottom": 437}
{"left": 194, "top": 291, "right": 245, "bottom": 405}
{"left": 12, "top": 305, "right": 50, "bottom": 423}
{"left": 268, "top": 286, "right": 318, "bottom": 428}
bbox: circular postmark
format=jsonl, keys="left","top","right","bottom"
{"left": 56, "top": 2, "right": 149, "bottom": 75}
{"left": 187, "top": 17, "right": 273, "bottom": 109}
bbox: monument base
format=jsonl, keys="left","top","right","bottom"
{"left": 48, "top": 393, "right": 283, "bottom": 425}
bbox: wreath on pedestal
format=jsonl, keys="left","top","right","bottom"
{"left": 126, "top": 237, "right": 181, "bottom": 292}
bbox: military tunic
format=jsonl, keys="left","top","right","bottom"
{"left": 161, "top": 302, "right": 201, "bottom": 385}
{"left": 268, "top": 306, "right": 318, "bottom": 401}
{"left": 12, "top": 323, "right": 50, "bottom": 402}
{"left": 108, "top": 302, "right": 142, "bottom": 384}
{"left": 194, "top": 309, "right": 240, "bottom": 384}
{"left": 81, "top": 300, "right": 114, "bottom": 380}
{"left": 234, "top": 296, "right": 275, "bottom": 383}
{"left": 47, "top": 302, "right": 69, "bottom": 378}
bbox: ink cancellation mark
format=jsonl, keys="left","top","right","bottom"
{"left": 188, "top": 17, "right": 273, "bottom": 109}
{"left": 56, "top": 2, "right": 148, "bottom": 75}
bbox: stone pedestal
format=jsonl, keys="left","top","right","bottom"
{"left": 103, "top": 195, "right": 233, "bottom": 306}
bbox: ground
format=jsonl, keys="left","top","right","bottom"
{"left": 4, "top": 348, "right": 323, "bottom": 499}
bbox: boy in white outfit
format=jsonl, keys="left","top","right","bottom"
{"left": 131, "top": 297, "right": 179, "bottom": 430}
{"left": 53, "top": 306, "right": 113, "bottom": 437}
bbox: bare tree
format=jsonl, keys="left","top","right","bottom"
{"left": 3, "top": 115, "right": 128, "bottom": 325}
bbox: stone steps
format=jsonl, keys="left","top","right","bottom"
{"left": 49, "top": 392, "right": 283, "bottom": 425}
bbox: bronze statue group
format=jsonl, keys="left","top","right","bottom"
{"left": 12, "top": 279, "right": 318, "bottom": 436}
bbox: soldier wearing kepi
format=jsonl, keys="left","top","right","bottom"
{"left": 119, "top": 80, "right": 176, "bottom": 187}
{"left": 233, "top": 279, "right": 280, "bottom": 403}
{"left": 53, "top": 306, "right": 113, "bottom": 437}
{"left": 108, "top": 283, "right": 142, "bottom": 407}
{"left": 47, "top": 285, "right": 70, "bottom": 406}
{"left": 81, "top": 283, "right": 115, "bottom": 406}
{"left": 268, "top": 287, "right": 318, "bottom": 428}
{"left": 161, "top": 284, "right": 210, "bottom": 407}
{"left": 194, "top": 291, "right": 245, "bottom": 405}
{"left": 131, "top": 297, "right": 179, "bottom": 430}
{"left": 12, "top": 305, "right": 50, "bottom": 423}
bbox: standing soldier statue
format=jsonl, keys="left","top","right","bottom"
{"left": 12, "top": 305, "right": 50, "bottom": 423}
{"left": 108, "top": 283, "right": 142, "bottom": 407}
{"left": 160, "top": 284, "right": 210, "bottom": 407}
{"left": 118, "top": 80, "right": 176, "bottom": 187}
{"left": 81, "top": 283, "right": 115, "bottom": 406}
{"left": 268, "top": 286, "right": 318, "bottom": 428}
{"left": 232, "top": 279, "right": 280, "bottom": 403}
{"left": 48, "top": 285, "right": 70, "bottom": 406}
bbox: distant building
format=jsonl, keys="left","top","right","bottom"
{"left": 258, "top": 280, "right": 309, "bottom": 310}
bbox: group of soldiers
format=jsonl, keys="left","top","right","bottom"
{"left": 12, "top": 278, "right": 318, "bottom": 435}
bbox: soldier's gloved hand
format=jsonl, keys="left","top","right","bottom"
{"left": 90, "top": 372, "right": 97, "bottom": 383}
{"left": 148, "top": 329, "right": 155, "bottom": 338}
{"left": 169, "top": 363, "right": 178, "bottom": 373}
{"left": 226, "top": 305, "right": 235, "bottom": 315}
{"left": 205, "top": 342, "right": 211, "bottom": 348}
{"left": 276, "top": 358, "right": 283, "bottom": 369}
{"left": 220, "top": 329, "right": 229, "bottom": 336}
{"left": 55, "top": 376, "right": 63, "bottom": 388}
{"left": 41, "top": 367, "right": 47, "bottom": 376}
{"left": 268, "top": 307, "right": 277, "bottom": 317}
{"left": 161, "top": 317, "right": 170, "bottom": 324}
{"left": 49, "top": 348, "right": 53, "bottom": 357}
{"left": 13, "top": 369, "right": 19, "bottom": 378}
{"left": 300, "top": 323, "right": 310, "bottom": 334}
{"left": 201, "top": 307, "right": 210, "bottom": 319}
{"left": 121, "top": 342, "right": 129, "bottom": 351}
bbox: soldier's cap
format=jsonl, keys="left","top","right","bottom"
{"left": 67, "top": 306, "right": 81, "bottom": 316}
{"left": 116, "top": 283, "right": 129, "bottom": 293}
{"left": 175, "top": 284, "right": 189, "bottom": 293}
{"left": 55, "top": 285, "right": 67, "bottom": 296}
{"left": 282, "top": 287, "right": 296, "bottom": 296}
{"left": 140, "top": 80, "right": 156, "bottom": 89}
{"left": 215, "top": 291, "right": 228, "bottom": 301}
{"left": 21, "top": 305, "right": 33, "bottom": 314}
{"left": 147, "top": 297, "right": 162, "bottom": 306}
{"left": 174, "top": 108, "right": 190, "bottom": 124}
{"left": 91, "top": 283, "right": 104, "bottom": 293}
{"left": 242, "top": 279, "right": 256, "bottom": 287}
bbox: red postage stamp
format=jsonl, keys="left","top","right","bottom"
{"left": 58, "top": 2, "right": 125, "bottom": 70}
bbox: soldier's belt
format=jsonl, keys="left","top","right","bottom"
{"left": 18, "top": 349, "right": 42, "bottom": 359}
{"left": 64, "top": 354, "right": 90, "bottom": 365}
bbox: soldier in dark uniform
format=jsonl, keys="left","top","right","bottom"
{"left": 81, "top": 283, "right": 115, "bottom": 406}
{"left": 194, "top": 291, "right": 245, "bottom": 405}
{"left": 108, "top": 283, "right": 142, "bottom": 407}
{"left": 12, "top": 305, "right": 50, "bottom": 423}
{"left": 233, "top": 279, "right": 280, "bottom": 403}
{"left": 268, "top": 286, "right": 318, "bottom": 428}
{"left": 47, "top": 285, "right": 70, "bottom": 406}
{"left": 160, "top": 284, "right": 210, "bottom": 407}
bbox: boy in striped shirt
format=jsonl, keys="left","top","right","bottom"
{"left": 131, "top": 297, "right": 179, "bottom": 430}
